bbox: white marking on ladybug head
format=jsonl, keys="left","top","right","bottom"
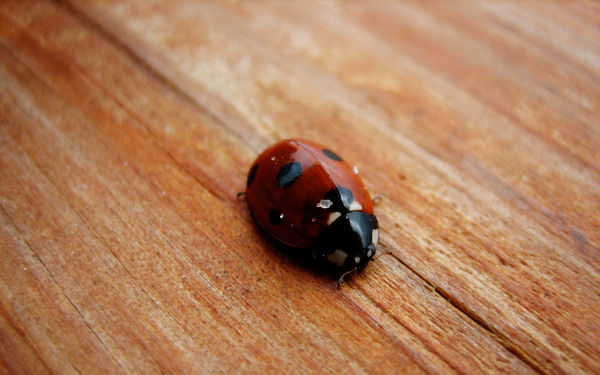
{"left": 327, "top": 211, "right": 341, "bottom": 225}
{"left": 349, "top": 201, "right": 362, "bottom": 211}
{"left": 354, "top": 256, "right": 361, "bottom": 264}
{"left": 372, "top": 229, "right": 379, "bottom": 246}
{"left": 327, "top": 249, "right": 348, "bottom": 267}
{"left": 317, "top": 199, "right": 333, "bottom": 209}
{"left": 367, "top": 247, "right": 374, "bottom": 258}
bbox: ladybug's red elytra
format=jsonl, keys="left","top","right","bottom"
{"left": 245, "top": 139, "right": 379, "bottom": 282}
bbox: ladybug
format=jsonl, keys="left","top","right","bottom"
{"left": 245, "top": 139, "right": 378, "bottom": 284}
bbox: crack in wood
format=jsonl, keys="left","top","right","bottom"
{"left": 384, "top": 249, "right": 548, "bottom": 374}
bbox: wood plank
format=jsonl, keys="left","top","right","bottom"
{"left": 0, "top": 1, "right": 535, "bottom": 373}
{"left": 61, "top": 1, "right": 600, "bottom": 373}
{"left": 0, "top": 0, "right": 598, "bottom": 373}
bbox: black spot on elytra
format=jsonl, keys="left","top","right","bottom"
{"left": 324, "top": 186, "right": 354, "bottom": 213}
{"left": 269, "top": 209, "right": 283, "bottom": 225}
{"left": 277, "top": 162, "right": 302, "bottom": 188}
{"left": 247, "top": 164, "right": 258, "bottom": 187}
{"left": 322, "top": 148, "right": 343, "bottom": 161}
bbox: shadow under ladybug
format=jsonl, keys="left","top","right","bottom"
{"left": 241, "top": 198, "right": 380, "bottom": 287}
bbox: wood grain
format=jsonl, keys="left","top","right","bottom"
{"left": 1, "top": 0, "right": 598, "bottom": 374}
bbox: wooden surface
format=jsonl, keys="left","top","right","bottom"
{"left": 1, "top": 1, "right": 599, "bottom": 374}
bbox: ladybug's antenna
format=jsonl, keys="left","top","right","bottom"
{"left": 337, "top": 250, "right": 393, "bottom": 288}
{"left": 336, "top": 269, "right": 356, "bottom": 289}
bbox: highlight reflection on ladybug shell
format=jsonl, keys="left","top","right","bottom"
{"left": 246, "top": 139, "right": 374, "bottom": 249}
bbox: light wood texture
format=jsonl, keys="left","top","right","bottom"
{"left": 1, "top": 1, "right": 599, "bottom": 374}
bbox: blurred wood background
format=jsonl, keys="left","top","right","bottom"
{"left": 1, "top": 1, "right": 599, "bottom": 374}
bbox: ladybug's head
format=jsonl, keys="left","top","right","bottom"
{"left": 316, "top": 211, "right": 379, "bottom": 280}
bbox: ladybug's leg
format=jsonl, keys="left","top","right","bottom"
{"left": 236, "top": 191, "right": 247, "bottom": 200}
{"left": 372, "top": 195, "right": 383, "bottom": 205}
